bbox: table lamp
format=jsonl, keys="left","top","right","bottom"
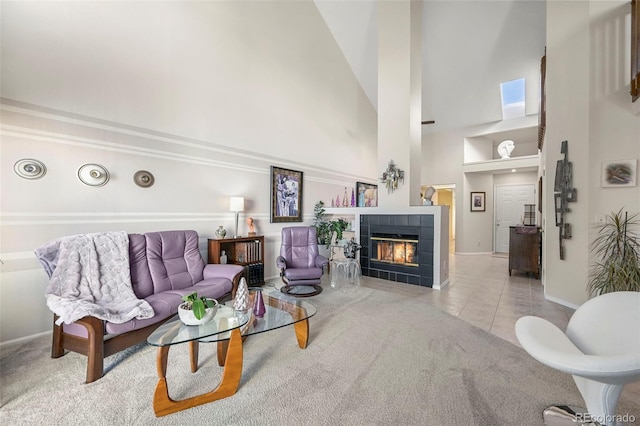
{"left": 229, "top": 197, "right": 245, "bottom": 238}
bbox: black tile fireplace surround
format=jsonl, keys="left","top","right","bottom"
{"left": 360, "top": 214, "right": 434, "bottom": 287}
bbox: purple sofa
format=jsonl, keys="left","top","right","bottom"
{"left": 45, "top": 230, "right": 244, "bottom": 383}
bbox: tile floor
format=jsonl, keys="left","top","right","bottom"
{"left": 355, "top": 252, "right": 640, "bottom": 403}
{"left": 358, "top": 252, "right": 571, "bottom": 347}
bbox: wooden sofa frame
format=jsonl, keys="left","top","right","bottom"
{"left": 51, "top": 274, "right": 242, "bottom": 383}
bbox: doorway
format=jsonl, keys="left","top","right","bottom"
{"left": 422, "top": 184, "right": 455, "bottom": 253}
{"left": 494, "top": 184, "right": 535, "bottom": 253}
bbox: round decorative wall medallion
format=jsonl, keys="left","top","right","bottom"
{"left": 77, "top": 163, "right": 110, "bottom": 187}
{"left": 14, "top": 159, "right": 47, "bottom": 180}
{"left": 133, "top": 170, "right": 154, "bottom": 188}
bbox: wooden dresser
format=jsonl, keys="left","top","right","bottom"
{"left": 508, "top": 226, "right": 541, "bottom": 278}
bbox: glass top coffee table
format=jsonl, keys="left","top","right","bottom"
{"left": 147, "top": 305, "right": 250, "bottom": 417}
{"left": 146, "top": 288, "right": 316, "bottom": 417}
{"left": 199, "top": 287, "right": 317, "bottom": 364}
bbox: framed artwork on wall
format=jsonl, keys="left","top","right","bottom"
{"left": 538, "top": 176, "right": 543, "bottom": 213}
{"left": 356, "top": 182, "right": 378, "bottom": 207}
{"left": 538, "top": 52, "right": 546, "bottom": 149}
{"left": 631, "top": 0, "right": 638, "bottom": 101}
{"left": 470, "top": 192, "right": 486, "bottom": 212}
{"left": 601, "top": 159, "right": 637, "bottom": 187}
{"left": 270, "top": 166, "right": 303, "bottom": 223}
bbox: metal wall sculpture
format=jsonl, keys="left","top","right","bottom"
{"left": 379, "top": 160, "right": 404, "bottom": 193}
{"left": 554, "top": 140, "right": 577, "bottom": 260}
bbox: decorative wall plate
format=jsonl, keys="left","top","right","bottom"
{"left": 133, "top": 170, "right": 154, "bottom": 188}
{"left": 14, "top": 158, "right": 46, "bottom": 180}
{"left": 78, "top": 163, "right": 110, "bottom": 187}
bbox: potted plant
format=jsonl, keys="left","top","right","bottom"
{"left": 178, "top": 292, "right": 219, "bottom": 325}
{"left": 588, "top": 208, "right": 640, "bottom": 296}
{"left": 313, "top": 201, "right": 349, "bottom": 249}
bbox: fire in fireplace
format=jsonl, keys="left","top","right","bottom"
{"left": 372, "top": 237, "right": 418, "bottom": 266}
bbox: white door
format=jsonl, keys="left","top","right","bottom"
{"left": 494, "top": 184, "right": 535, "bottom": 253}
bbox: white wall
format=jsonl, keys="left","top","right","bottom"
{"left": 422, "top": 0, "right": 546, "bottom": 132}
{"left": 0, "top": 1, "right": 378, "bottom": 343}
{"left": 422, "top": 115, "right": 540, "bottom": 254}
{"left": 421, "top": 0, "right": 544, "bottom": 254}
{"left": 543, "top": 0, "right": 640, "bottom": 307}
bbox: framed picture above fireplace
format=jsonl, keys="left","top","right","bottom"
{"left": 470, "top": 192, "right": 486, "bottom": 212}
{"left": 356, "top": 182, "right": 378, "bottom": 207}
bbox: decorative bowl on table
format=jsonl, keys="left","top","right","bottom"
{"left": 178, "top": 298, "right": 219, "bottom": 326}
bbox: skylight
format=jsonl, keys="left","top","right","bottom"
{"left": 500, "top": 78, "right": 526, "bottom": 120}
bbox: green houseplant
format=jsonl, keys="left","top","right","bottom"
{"left": 312, "top": 201, "right": 349, "bottom": 248}
{"left": 178, "top": 292, "right": 219, "bottom": 325}
{"left": 588, "top": 209, "right": 640, "bottom": 296}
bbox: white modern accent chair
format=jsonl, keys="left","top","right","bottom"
{"left": 516, "top": 291, "right": 640, "bottom": 425}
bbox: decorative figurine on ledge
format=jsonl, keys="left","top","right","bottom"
{"left": 421, "top": 186, "right": 436, "bottom": 206}
{"left": 497, "top": 140, "right": 515, "bottom": 159}
{"left": 343, "top": 237, "right": 362, "bottom": 259}
{"left": 246, "top": 217, "right": 256, "bottom": 236}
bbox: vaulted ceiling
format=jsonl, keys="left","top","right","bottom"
{"left": 315, "top": 0, "right": 546, "bottom": 134}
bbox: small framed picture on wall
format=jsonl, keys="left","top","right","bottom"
{"left": 470, "top": 192, "right": 486, "bottom": 212}
{"left": 601, "top": 159, "right": 637, "bottom": 187}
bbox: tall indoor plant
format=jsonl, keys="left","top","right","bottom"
{"left": 313, "top": 201, "right": 349, "bottom": 248}
{"left": 588, "top": 208, "right": 640, "bottom": 296}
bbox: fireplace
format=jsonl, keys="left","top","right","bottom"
{"left": 371, "top": 236, "right": 418, "bottom": 266}
{"left": 360, "top": 214, "right": 434, "bottom": 287}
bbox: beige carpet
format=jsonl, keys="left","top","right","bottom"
{"left": 1, "top": 284, "right": 638, "bottom": 425}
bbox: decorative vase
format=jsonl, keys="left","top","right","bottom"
{"left": 215, "top": 226, "right": 227, "bottom": 239}
{"left": 253, "top": 289, "right": 266, "bottom": 318}
{"left": 233, "top": 277, "right": 250, "bottom": 312}
{"left": 220, "top": 250, "right": 227, "bottom": 264}
{"left": 178, "top": 299, "right": 218, "bottom": 326}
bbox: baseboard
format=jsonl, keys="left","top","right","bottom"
{"left": 544, "top": 294, "right": 579, "bottom": 310}
{"left": 0, "top": 330, "right": 51, "bottom": 348}
{"left": 454, "top": 251, "right": 494, "bottom": 256}
{"left": 433, "top": 278, "right": 450, "bottom": 290}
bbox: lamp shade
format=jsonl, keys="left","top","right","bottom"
{"left": 229, "top": 197, "right": 245, "bottom": 212}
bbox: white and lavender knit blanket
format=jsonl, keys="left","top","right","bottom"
{"left": 35, "top": 231, "right": 154, "bottom": 325}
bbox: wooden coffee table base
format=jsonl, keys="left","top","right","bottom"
{"left": 153, "top": 328, "right": 243, "bottom": 417}
{"left": 215, "top": 318, "right": 309, "bottom": 366}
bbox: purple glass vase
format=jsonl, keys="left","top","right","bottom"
{"left": 253, "top": 289, "right": 266, "bottom": 318}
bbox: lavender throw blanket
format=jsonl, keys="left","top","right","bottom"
{"left": 35, "top": 232, "right": 155, "bottom": 325}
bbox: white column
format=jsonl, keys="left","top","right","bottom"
{"left": 378, "top": 0, "right": 422, "bottom": 207}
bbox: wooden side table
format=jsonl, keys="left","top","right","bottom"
{"left": 208, "top": 236, "right": 265, "bottom": 285}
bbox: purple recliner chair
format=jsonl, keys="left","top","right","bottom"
{"left": 276, "top": 226, "right": 328, "bottom": 296}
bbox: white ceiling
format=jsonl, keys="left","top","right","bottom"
{"left": 315, "top": 0, "right": 546, "bottom": 134}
